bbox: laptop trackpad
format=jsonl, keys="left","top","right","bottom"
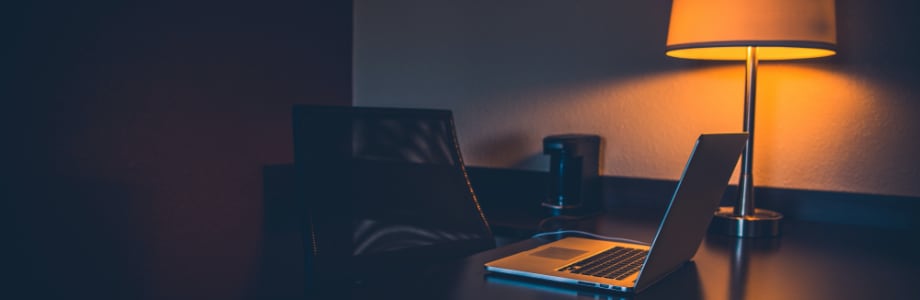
{"left": 530, "top": 247, "right": 588, "bottom": 260}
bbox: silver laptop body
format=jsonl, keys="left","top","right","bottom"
{"left": 484, "top": 133, "right": 747, "bottom": 293}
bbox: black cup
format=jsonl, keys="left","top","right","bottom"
{"left": 542, "top": 134, "right": 601, "bottom": 215}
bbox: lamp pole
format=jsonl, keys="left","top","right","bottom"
{"left": 711, "top": 46, "right": 783, "bottom": 238}
{"left": 738, "top": 46, "right": 758, "bottom": 217}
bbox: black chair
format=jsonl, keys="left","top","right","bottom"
{"left": 292, "top": 105, "right": 495, "bottom": 294}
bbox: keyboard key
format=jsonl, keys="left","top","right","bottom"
{"left": 560, "top": 247, "right": 648, "bottom": 280}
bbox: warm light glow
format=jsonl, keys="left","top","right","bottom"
{"left": 667, "top": 46, "right": 836, "bottom": 61}
{"left": 666, "top": 0, "right": 836, "bottom": 61}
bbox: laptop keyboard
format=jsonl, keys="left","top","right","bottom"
{"left": 560, "top": 246, "right": 648, "bottom": 280}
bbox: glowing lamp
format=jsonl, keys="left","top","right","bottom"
{"left": 666, "top": 0, "right": 837, "bottom": 237}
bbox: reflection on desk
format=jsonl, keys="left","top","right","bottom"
{"left": 485, "top": 262, "right": 702, "bottom": 300}
{"left": 346, "top": 210, "right": 916, "bottom": 300}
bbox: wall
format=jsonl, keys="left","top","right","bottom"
{"left": 5, "top": 1, "right": 351, "bottom": 299}
{"left": 354, "top": 0, "right": 920, "bottom": 198}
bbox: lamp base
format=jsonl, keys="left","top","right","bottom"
{"left": 711, "top": 206, "right": 782, "bottom": 238}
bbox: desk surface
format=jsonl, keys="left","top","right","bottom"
{"left": 344, "top": 209, "right": 917, "bottom": 300}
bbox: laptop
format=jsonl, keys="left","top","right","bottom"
{"left": 484, "top": 133, "right": 747, "bottom": 293}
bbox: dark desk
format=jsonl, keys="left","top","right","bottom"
{"left": 347, "top": 209, "right": 917, "bottom": 300}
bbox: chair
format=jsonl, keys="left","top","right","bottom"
{"left": 292, "top": 105, "right": 495, "bottom": 293}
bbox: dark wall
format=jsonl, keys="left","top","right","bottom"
{"left": 5, "top": 1, "right": 351, "bottom": 299}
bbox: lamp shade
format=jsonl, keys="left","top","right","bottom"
{"left": 666, "top": 0, "right": 837, "bottom": 61}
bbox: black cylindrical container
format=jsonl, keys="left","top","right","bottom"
{"left": 542, "top": 134, "right": 601, "bottom": 215}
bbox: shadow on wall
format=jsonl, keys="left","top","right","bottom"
{"left": 353, "top": 0, "right": 728, "bottom": 173}
{"left": 354, "top": 0, "right": 687, "bottom": 105}
{"left": 468, "top": 132, "right": 538, "bottom": 169}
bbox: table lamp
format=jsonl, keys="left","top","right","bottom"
{"left": 665, "top": 0, "right": 837, "bottom": 237}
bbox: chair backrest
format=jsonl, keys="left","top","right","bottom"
{"left": 292, "top": 105, "right": 495, "bottom": 291}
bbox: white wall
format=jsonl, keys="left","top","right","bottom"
{"left": 354, "top": 0, "right": 920, "bottom": 197}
